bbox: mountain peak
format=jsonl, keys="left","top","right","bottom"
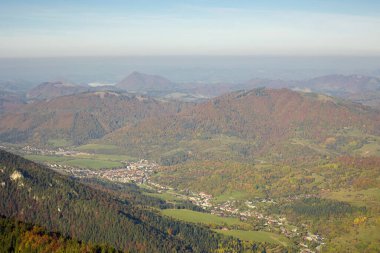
{"left": 116, "top": 71, "right": 175, "bottom": 92}
{"left": 130, "top": 71, "right": 144, "bottom": 76}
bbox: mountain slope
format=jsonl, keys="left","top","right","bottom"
{"left": 345, "top": 90, "right": 380, "bottom": 109}
{"left": 0, "top": 80, "right": 32, "bottom": 93}
{"left": 240, "top": 78, "right": 295, "bottom": 91}
{"left": 239, "top": 74, "right": 380, "bottom": 108}
{"left": 0, "top": 90, "right": 25, "bottom": 115}
{"left": 0, "top": 150, "right": 263, "bottom": 252}
{"left": 27, "top": 81, "right": 90, "bottom": 101}
{"left": 0, "top": 91, "right": 183, "bottom": 145}
{"left": 304, "top": 74, "right": 380, "bottom": 95}
{"left": 104, "top": 88, "right": 380, "bottom": 162}
{"left": 0, "top": 216, "right": 119, "bottom": 252}
{"left": 116, "top": 72, "right": 176, "bottom": 93}
{"left": 240, "top": 74, "right": 380, "bottom": 96}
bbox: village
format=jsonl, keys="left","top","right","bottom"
{"left": 144, "top": 182, "right": 324, "bottom": 252}
{"left": 14, "top": 144, "right": 325, "bottom": 252}
{"left": 183, "top": 195, "right": 324, "bottom": 252}
{"left": 48, "top": 159, "right": 157, "bottom": 184}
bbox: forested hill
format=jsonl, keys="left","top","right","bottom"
{"left": 116, "top": 71, "right": 176, "bottom": 92}
{"left": 0, "top": 216, "right": 119, "bottom": 252}
{"left": 105, "top": 88, "right": 380, "bottom": 162}
{"left": 0, "top": 91, "right": 184, "bottom": 145}
{"left": 26, "top": 81, "right": 89, "bottom": 101}
{"left": 0, "top": 150, "right": 274, "bottom": 252}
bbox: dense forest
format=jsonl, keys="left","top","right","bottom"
{"left": 1, "top": 88, "right": 379, "bottom": 252}
{"left": 0, "top": 149, "right": 281, "bottom": 252}
{"left": 0, "top": 216, "right": 119, "bottom": 253}
{"left": 104, "top": 88, "right": 380, "bottom": 162}
{"left": 0, "top": 91, "right": 185, "bottom": 145}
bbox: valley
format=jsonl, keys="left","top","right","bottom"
{"left": 0, "top": 144, "right": 358, "bottom": 252}
{"left": 0, "top": 76, "right": 380, "bottom": 252}
{"left": 2, "top": 2, "right": 380, "bottom": 252}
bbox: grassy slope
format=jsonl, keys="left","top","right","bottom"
{"left": 160, "top": 209, "right": 291, "bottom": 246}
{"left": 64, "top": 159, "right": 123, "bottom": 169}
{"left": 214, "top": 229, "right": 290, "bottom": 247}
{"left": 161, "top": 209, "right": 246, "bottom": 227}
{"left": 323, "top": 188, "right": 380, "bottom": 208}
{"left": 25, "top": 154, "right": 124, "bottom": 169}
{"left": 145, "top": 192, "right": 184, "bottom": 202}
{"left": 75, "top": 143, "right": 121, "bottom": 152}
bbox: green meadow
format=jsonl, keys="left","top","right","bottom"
{"left": 214, "top": 229, "right": 290, "bottom": 246}
{"left": 25, "top": 154, "right": 123, "bottom": 169}
{"left": 161, "top": 209, "right": 246, "bottom": 227}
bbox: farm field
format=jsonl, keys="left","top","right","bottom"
{"left": 214, "top": 229, "right": 290, "bottom": 246}
{"left": 24, "top": 154, "right": 68, "bottom": 163}
{"left": 145, "top": 191, "right": 184, "bottom": 202}
{"left": 75, "top": 143, "right": 122, "bottom": 153}
{"left": 47, "top": 138, "right": 71, "bottom": 147}
{"left": 73, "top": 153, "right": 136, "bottom": 162}
{"left": 161, "top": 209, "right": 247, "bottom": 227}
{"left": 25, "top": 154, "right": 124, "bottom": 169}
{"left": 323, "top": 220, "right": 380, "bottom": 252}
{"left": 63, "top": 158, "right": 123, "bottom": 169}
{"left": 355, "top": 142, "right": 380, "bottom": 156}
{"left": 323, "top": 188, "right": 380, "bottom": 208}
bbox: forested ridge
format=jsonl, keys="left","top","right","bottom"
{"left": 0, "top": 149, "right": 279, "bottom": 252}
{"left": 1, "top": 88, "right": 379, "bottom": 252}
{"left": 0, "top": 215, "right": 119, "bottom": 253}
{"left": 0, "top": 91, "right": 185, "bottom": 145}
{"left": 105, "top": 88, "right": 380, "bottom": 162}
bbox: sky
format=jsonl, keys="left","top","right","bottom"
{"left": 1, "top": 0, "right": 380, "bottom": 57}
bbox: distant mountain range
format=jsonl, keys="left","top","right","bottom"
{"left": 1, "top": 71, "right": 380, "bottom": 161}
{"left": 116, "top": 71, "right": 176, "bottom": 93}
{"left": 26, "top": 80, "right": 125, "bottom": 101}
{"left": 232, "top": 75, "right": 380, "bottom": 109}
{"left": 0, "top": 90, "right": 25, "bottom": 115}
{"left": 0, "top": 91, "right": 183, "bottom": 145}
{"left": 0, "top": 80, "right": 32, "bottom": 93}
{"left": 27, "top": 81, "right": 90, "bottom": 101}
{"left": 114, "top": 72, "right": 380, "bottom": 108}
{"left": 104, "top": 88, "right": 380, "bottom": 162}
{"left": 302, "top": 74, "right": 380, "bottom": 95}
{"left": 1, "top": 86, "right": 379, "bottom": 163}
{"left": 5, "top": 72, "right": 380, "bottom": 108}
{"left": 1, "top": 72, "right": 380, "bottom": 252}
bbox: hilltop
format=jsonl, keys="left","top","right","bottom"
{"left": 27, "top": 81, "right": 90, "bottom": 101}
{"left": 0, "top": 91, "right": 184, "bottom": 145}
{"left": 104, "top": 88, "right": 380, "bottom": 162}
{"left": 304, "top": 74, "right": 380, "bottom": 95}
{"left": 116, "top": 71, "right": 176, "bottom": 93}
{"left": 239, "top": 74, "right": 380, "bottom": 108}
{"left": 2, "top": 87, "right": 379, "bottom": 160}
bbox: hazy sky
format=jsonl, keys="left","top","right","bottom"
{"left": 1, "top": 0, "right": 380, "bottom": 57}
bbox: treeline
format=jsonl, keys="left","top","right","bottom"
{"left": 82, "top": 178, "right": 205, "bottom": 212}
{"left": 0, "top": 216, "right": 118, "bottom": 253}
{"left": 0, "top": 150, "right": 277, "bottom": 252}
{"left": 289, "top": 198, "right": 364, "bottom": 217}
